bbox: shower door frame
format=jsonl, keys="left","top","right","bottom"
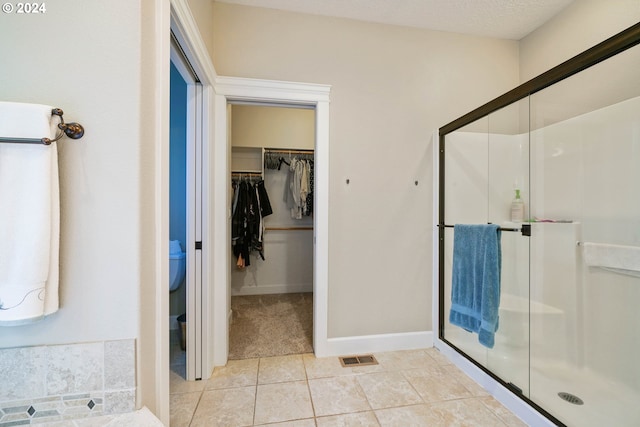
{"left": 436, "top": 22, "right": 640, "bottom": 426}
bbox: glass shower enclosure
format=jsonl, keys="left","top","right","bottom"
{"left": 438, "top": 23, "right": 640, "bottom": 426}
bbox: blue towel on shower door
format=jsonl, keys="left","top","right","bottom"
{"left": 449, "top": 224, "right": 502, "bottom": 348}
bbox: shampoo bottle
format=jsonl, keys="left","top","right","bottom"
{"left": 510, "top": 189, "right": 525, "bottom": 222}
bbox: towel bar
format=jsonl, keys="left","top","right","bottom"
{"left": 0, "top": 108, "right": 84, "bottom": 145}
{"left": 441, "top": 224, "right": 519, "bottom": 232}
{"left": 440, "top": 223, "right": 531, "bottom": 236}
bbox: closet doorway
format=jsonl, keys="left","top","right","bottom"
{"left": 228, "top": 104, "right": 315, "bottom": 360}
{"left": 212, "top": 76, "right": 330, "bottom": 366}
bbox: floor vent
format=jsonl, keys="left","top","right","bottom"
{"left": 339, "top": 354, "right": 378, "bottom": 367}
{"left": 558, "top": 392, "right": 584, "bottom": 405}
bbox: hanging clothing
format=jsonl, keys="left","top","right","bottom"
{"left": 291, "top": 158, "right": 303, "bottom": 219}
{"left": 288, "top": 158, "right": 306, "bottom": 219}
{"left": 282, "top": 156, "right": 314, "bottom": 219}
{"left": 300, "top": 160, "right": 309, "bottom": 215}
{"left": 284, "top": 158, "right": 295, "bottom": 217}
{"left": 255, "top": 180, "right": 273, "bottom": 249}
{"left": 305, "top": 160, "right": 314, "bottom": 216}
{"left": 231, "top": 180, "right": 252, "bottom": 268}
{"left": 231, "top": 179, "right": 272, "bottom": 268}
{"left": 255, "top": 180, "right": 273, "bottom": 217}
{"left": 303, "top": 160, "right": 312, "bottom": 215}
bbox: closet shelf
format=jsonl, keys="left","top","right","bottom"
{"left": 264, "top": 148, "right": 314, "bottom": 155}
{"left": 231, "top": 170, "right": 262, "bottom": 176}
{"left": 265, "top": 226, "right": 313, "bottom": 231}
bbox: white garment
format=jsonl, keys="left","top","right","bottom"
{"left": 289, "top": 158, "right": 303, "bottom": 219}
{"left": 300, "top": 160, "right": 309, "bottom": 215}
{"left": 0, "top": 102, "right": 60, "bottom": 325}
{"left": 283, "top": 163, "right": 293, "bottom": 208}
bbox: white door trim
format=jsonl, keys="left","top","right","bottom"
{"left": 169, "top": 0, "right": 216, "bottom": 378}
{"left": 170, "top": 39, "right": 202, "bottom": 381}
{"left": 214, "top": 76, "right": 332, "bottom": 361}
{"left": 186, "top": 82, "right": 204, "bottom": 381}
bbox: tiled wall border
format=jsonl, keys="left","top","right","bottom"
{"left": 0, "top": 339, "right": 135, "bottom": 426}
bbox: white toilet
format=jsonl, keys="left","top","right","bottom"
{"left": 169, "top": 240, "right": 186, "bottom": 292}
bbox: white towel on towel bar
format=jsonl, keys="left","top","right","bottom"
{"left": 0, "top": 101, "right": 60, "bottom": 325}
{"left": 582, "top": 242, "right": 640, "bottom": 278}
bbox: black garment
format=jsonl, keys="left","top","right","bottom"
{"left": 231, "top": 179, "right": 272, "bottom": 265}
{"left": 255, "top": 180, "right": 273, "bottom": 217}
{"left": 231, "top": 180, "right": 259, "bottom": 267}
{"left": 305, "top": 160, "right": 314, "bottom": 216}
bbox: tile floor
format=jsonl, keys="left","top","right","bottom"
{"left": 169, "top": 344, "right": 529, "bottom": 426}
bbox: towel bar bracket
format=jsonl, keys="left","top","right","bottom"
{"left": 0, "top": 107, "right": 84, "bottom": 146}
{"left": 45, "top": 108, "right": 84, "bottom": 145}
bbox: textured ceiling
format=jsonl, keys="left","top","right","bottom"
{"left": 214, "top": 0, "right": 575, "bottom": 40}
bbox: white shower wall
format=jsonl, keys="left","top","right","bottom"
{"left": 530, "top": 95, "right": 640, "bottom": 392}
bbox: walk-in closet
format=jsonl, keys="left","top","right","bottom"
{"left": 229, "top": 104, "right": 315, "bottom": 359}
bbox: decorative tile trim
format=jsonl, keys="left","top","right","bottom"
{"left": 0, "top": 340, "right": 135, "bottom": 425}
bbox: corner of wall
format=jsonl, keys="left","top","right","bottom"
{"left": 519, "top": 1, "right": 640, "bottom": 82}
{"left": 185, "top": 0, "right": 217, "bottom": 62}
{"left": 138, "top": 0, "right": 171, "bottom": 424}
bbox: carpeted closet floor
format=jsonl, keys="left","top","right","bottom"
{"left": 228, "top": 292, "right": 313, "bottom": 360}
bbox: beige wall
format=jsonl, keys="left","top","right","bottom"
{"left": 0, "top": 0, "right": 166, "bottom": 416}
{"left": 211, "top": 3, "right": 520, "bottom": 338}
{"left": 187, "top": 0, "right": 216, "bottom": 61}
{"left": 0, "top": 0, "right": 142, "bottom": 347}
{"left": 231, "top": 105, "right": 314, "bottom": 149}
{"left": 520, "top": 0, "right": 640, "bottom": 82}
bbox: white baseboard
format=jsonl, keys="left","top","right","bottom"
{"left": 323, "top": 331, "right": 434, "bottom": 357}
{"left": 230, "top": 283, "right": 312, "bottom": 296}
